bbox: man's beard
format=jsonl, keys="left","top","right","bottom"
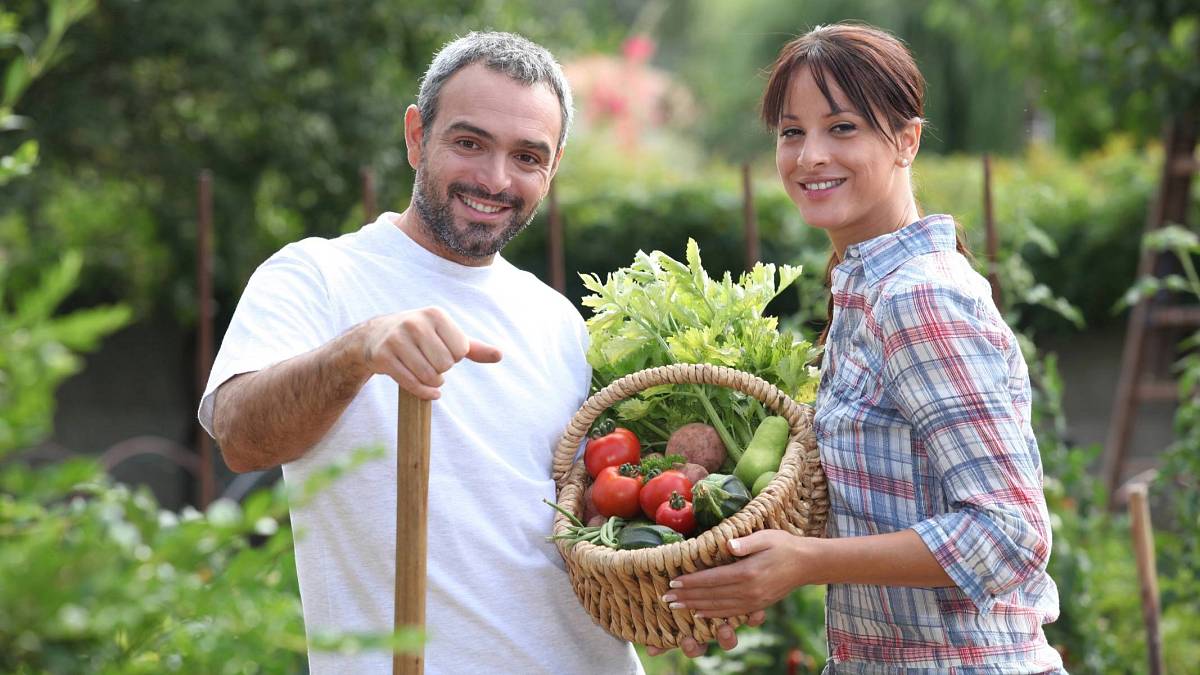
{"left": 412, "top": 161, "right": 539, "bottom": 261}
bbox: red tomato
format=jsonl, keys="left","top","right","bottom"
{"left": 639, "top": 469, "right": 693, "bottom": 519}
{"left": 655, "top": 491, "right": 696, "bottom": 535}
{"left": 584, "top": 427, "right": 641, "bottom": 478}
{"left": 592, "top": 464, "right": 644, "bottom": 518}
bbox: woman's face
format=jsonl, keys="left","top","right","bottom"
{"left": 774, "top": 66, "right": 918, "bottom": 252}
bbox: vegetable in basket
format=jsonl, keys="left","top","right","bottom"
{"left": 580, "top": 240, "right": 820, "bottom": 463}
{"left": 584, "top": 425, "right": 641, "bottom": 478}
{"left": 666, "top": 422, "right": 726, "bottom": 473}
{"left": 617, "top": 523, "right": 684, "bottom": 550}
{"left": 733, "top": 415, "right": 790, "bottom": 488}
{"left": 544, "top": 499, "right": 626, "bottom": 549}
{"left": 751, "top": 470, "right": 777, "bottom": 497}
{"left": 654, "top": 491, "right": 696, "bottom": 536}
{"left": 592, "top": 464, "right": 644, "bottom": 518}
{"left": 691, "top": 473, "right": 752, "bottom": 529}
{"left": 638, "top": 469, "right": 693, "bottom": 519}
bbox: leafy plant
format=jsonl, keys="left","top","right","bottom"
{"left": 0, "top": 251, "right": 131, "bottom": 456}
{"left": 581, "top": 239, "right": 820, "bottom": 458}
{"left": 0, "top": 447, "right": 418, "bottom": 674}
{"left": 0, "top": 1, "right": 129, "bottom": 458}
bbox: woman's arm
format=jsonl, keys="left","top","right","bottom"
{"left": 660, "top": 528, "right": 951, "bottom": 618}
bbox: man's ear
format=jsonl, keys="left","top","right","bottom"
{"left": 548, "top": 146, "right": 565, "bottom": 182}
{"left": 404, "top": 104, "right": 424, "bottom": 170}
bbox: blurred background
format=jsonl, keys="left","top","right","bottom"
{"left": 2, "top": 0, "right": 1198, "bottom": 672}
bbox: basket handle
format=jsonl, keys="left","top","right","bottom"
{"left": 552, "top": 363, "right": 806, "bottom": 485}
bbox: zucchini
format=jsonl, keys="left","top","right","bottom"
{"left": 617, "top": 524, "right": 685, "bottom": 550}
{"left": 691, "top": 473, "right": 751, "bottom": 529}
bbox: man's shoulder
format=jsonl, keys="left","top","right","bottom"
{"left": 497, "top": 259, "right": 583, "bottom": 318}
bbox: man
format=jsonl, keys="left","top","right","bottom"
{"left": 198, "top": 32, "right": 642, "bottom": 674}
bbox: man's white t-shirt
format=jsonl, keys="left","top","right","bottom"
{"left": 199, "top": 213, "right": 641, "bottom": 674}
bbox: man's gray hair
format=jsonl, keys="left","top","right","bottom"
{"left": 417, "top": 31, "right": 574, "bottom": 151}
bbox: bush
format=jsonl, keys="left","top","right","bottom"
{"left": 0, "top": 448, "right": 416, "bottom": 674}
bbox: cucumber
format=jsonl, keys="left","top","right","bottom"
{"left": 617, "top": 524, "right": 685, "bottom": 550}
{"left": 751, "top": 470, "right": 777, "bottom": 497}
{"left": 733, "top": 416, "right": 789, "bottom": 488}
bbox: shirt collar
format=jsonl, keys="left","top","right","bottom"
{"left": 843, "top": 214, "right": 958, "bottom": 286}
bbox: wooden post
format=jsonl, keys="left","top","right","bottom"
{"left": 1128, "top": 482, "right": 1164, "bottom": 675}
{"left": 195, "top": 170, "right": 216, "bottom": 507}
{"left": 741, "top": 163, "right": 759, "bottom": 271}
{"left": 982, "top": 155, "right": 1002, "bottom": 310}
{"left": 547, "top": 180, "right": 565, "bottom": 294}
{"left": 395, "top": 389, "right": 431, "bottom": 674}
{"left": 362, "top": 166, "right": 378, "bottom": 222}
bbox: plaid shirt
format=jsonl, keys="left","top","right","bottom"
{"left": 813, "top": 214, "right": 1064, "bottom": 673}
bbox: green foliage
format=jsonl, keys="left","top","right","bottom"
{"left": 0, "top": 448, "right": 417, "bottom": 674}
{"left": 0, "top": 171, "right": 169, "bottom": 311}
{"left": 0, "top": 3, "right": 130, "bottom": 459}
{"left": 913, "top": 139, "right": 1161, "bottom": 333}
{"left": 1, "top": 0, "right": 94, "bottom": 186}
{"left": 639, "top": 586, "right": 827, "bottom": 675}
{"left": 926, "top": 0, "right": 1200, "bottom": 150}
{"left": 0, "top": 251, "right": 130, "bottom": 456}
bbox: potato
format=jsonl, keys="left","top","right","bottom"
{"left": 583, "top": 483, "right": 601, "bottom": 523}
{"left": 678, "top": 462, "right": 709, "bottom": 486}
{"left": 666, "top": 423, "right": 726, "bottom": 472}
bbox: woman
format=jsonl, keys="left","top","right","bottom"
{"left": 656, "top": 23, "right": 1064, "bottom": 672}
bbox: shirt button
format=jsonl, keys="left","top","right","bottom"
{"left": 847, "top": 248, "right": 860, "bottom": 258}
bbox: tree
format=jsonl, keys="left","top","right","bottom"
{"left": 926, "top": 0, "right": 1200, "bottom": 150}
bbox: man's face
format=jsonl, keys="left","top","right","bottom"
{"left": 407, "top": 64, "right": 563, "bottom": 265}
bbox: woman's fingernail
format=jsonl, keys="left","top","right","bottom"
{"left": 669, "top": 602, "right": 685, "bottom": 610}
{"left": 661, "top": 594, "right": 676, "bottom": 603}
{"left": 669, "top": 580, "right": 682, "bottom": 589}
{"left": 729, "top": 539, "right": 740, "bottom": 552}
{"left": 694, "top": 611, "right": 706, "bottom": 618}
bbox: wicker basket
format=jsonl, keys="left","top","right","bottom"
{"left": 550, "top": 363, "right": 828, "bottom": 649}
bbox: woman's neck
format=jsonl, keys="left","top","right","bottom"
{"left": 830, "top": 197, "right": 921, "bottom": 259}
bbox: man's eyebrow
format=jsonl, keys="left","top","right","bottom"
{"left": 516, "top": 138, "right": 554, "bottom": 159}
{"left": 445, "top": 121, "right": 495, "bottom": 141}
{"left": 445, "top": 121, "right": 553, "bottom": 159}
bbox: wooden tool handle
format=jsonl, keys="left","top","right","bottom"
{"left": 395, "top": 389, "right": 432, "bottom": 675}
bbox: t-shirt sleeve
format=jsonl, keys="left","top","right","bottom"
{"left": 197, "top": 247, "right": 336, "bottom": 437}
{"left": 878, "top": 283, "right": 1052, "bottom": 615}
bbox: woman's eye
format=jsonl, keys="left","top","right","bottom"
{"left": 831, "top": 123, "right": 856, "bottom": 134}
{"left": 781, "top": 127, "right": 803, "bottom": 138}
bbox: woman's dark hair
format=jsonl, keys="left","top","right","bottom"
{"left": 761, "top": 23, "right": 971, "bottom": 351}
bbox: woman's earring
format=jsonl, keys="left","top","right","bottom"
{"left": 899, "top": 158, "right": 911, "bottom": 167}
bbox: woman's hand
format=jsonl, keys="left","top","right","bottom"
{"left": 660, "top": 529, "right": 811, "bottom": 619}
{"left": 643, "top": 610, "right": 766, "bottom": 658}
